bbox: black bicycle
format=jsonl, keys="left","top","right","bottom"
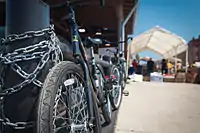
{"left": 101, "top": 49, "right": 125, "bottom": 110}
{"left": 84, "top": 37, "right": 123, "bottom": 111}
{"left": 37, "top": 1, "right": 119, "bottom": 133}
{"left": 106, "top": 48, "right": 127, "bottom": 90}
{"left": 84, "top": 37, "right": 121, "bottom": 126}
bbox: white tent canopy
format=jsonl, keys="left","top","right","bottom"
{"left": 128, "top": 26, "right": 188, "bottom": 59}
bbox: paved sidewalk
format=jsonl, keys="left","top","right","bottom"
{"left": 114, "top": 82, "right": 200, "bottom": 133}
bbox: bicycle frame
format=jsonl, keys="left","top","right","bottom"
{"left": 51, "top": 1, "right": 113, "bottom": 127}
{"left": 66, "top": 5, "right": 95, "bottom": 126}
{"left": 107, "top": 48, "right": 122, "bottom": 66}
{"left": 61, "top": 2, "right": 115, "bottom": 127}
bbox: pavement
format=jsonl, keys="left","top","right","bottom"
{"left": 114, "top": 82, "right": 200, "bottom": 133}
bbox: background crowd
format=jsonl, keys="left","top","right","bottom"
{"left": 128, "top": 57, "right": 183, "bottom": 76}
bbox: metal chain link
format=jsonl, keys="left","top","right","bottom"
{"left": 0, "top": 117, "right": 35, "bottom": 130}
{"left": 1, "top": 25, "right": 55, "bottom": 44}
{"left": 0, "top": 25, "right": 63, "bottom": 130}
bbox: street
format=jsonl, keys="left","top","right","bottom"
{"left": 114, "top": 82, "right": 200, "bottom": 133}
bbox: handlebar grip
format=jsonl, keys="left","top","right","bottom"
{"left": 106, "top": 49, "right": 110, "bottom": 51}
{"left": 106, "top": 49, "right": 117, "bottom": 55}
{"left": 106, "top": 49, "right": 114, "bottom": 53}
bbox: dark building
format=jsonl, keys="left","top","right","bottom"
{"left": 178, "top": 36, "right": 200, "bottom": 65}
{"left": 188, "top": 36, "right": 200, "bottom": 64}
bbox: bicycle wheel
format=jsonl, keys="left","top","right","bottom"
{"left": 97, "top": 65, "right": 112, "bottom": 126}
{"left": 109, "top": 65, "right": 123, "bottom": 110}
{"left": 37, "top": 61, "right": 101, "bottom": 133}
{"left": 121, "top": 67, "right": 127, "bottom": 90}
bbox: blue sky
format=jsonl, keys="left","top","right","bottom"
{"left": 131, "top": 0, "right": 200, "bottom": 59}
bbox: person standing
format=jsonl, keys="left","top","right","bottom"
{"left": 147, "top": 58, "right": 154, "bottom": 74}
{"left": 132, "top": 59, "right": 138, "bottom": 73}
{"left": 167, "top": 60, "right": 173, "bottom": 74}
{"left": 161, "top": 59, "right": 167, "bottom": 74}
{"left": 177, "top": 61, "right": 182, "bottom": 71}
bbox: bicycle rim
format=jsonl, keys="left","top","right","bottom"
{"left": 99, "top": 73, "right": 112, "bottom": 121}
{"left": 53, "top": 73, "right": 91, "bottom": 133}
{"left": 111, "top": 67, "right": 122, "bottom": 108}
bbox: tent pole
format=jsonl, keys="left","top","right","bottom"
{"left": 174, "top": 46, "right": 178, "bottom": 73}
{"left": 121, "top": 1, "right": 138, "bottom": 79}
{"left": 185, "top": 47, "right": 188, "bottom": 73}
{"left": 126, "top": 41, "right": 131, "bottom": 77}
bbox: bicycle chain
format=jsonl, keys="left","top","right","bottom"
{"left": 0, "top": 25, "right": 63, "bottom": 130}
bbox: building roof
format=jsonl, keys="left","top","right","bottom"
{"left": 1, "top": 0, "right": 138, "bottom": 48}
{"left": 44, "top": 0, "right": 138, "bottom": 44}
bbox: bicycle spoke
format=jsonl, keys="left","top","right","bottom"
{"left": 53, "top": 73, "right": 89, "bottom": 133}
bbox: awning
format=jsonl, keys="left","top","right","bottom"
{"left": 128, "top": 26, "right": 188, "bottom": 59}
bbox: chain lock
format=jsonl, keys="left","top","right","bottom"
{"left": 0, "top": 25, "right": 63, "bottom": 130}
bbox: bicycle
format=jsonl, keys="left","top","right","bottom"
{"left": 85, "top": 37, "right": 122, "bottom": 112}
{"left": 37, "top": 1, "right": 119, "bottom": 133}
{"left": 101, "top": 49, "right": 125, "bottom": 110}
{"left": 84, "top": 37, "right": 122, "bottom": 126}
{"left": 104, "top": 38, "right": 132, "bottom": 89}
{"left": 106, "top": 48, "right": 127, "bottom": 90}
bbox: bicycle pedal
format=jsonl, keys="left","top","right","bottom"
{"left": 123, "top": 90, "right": 129, "bottom": 96}
{"left": 102, "top": 121, "right": 110, "bottom": 127}
{"left": 100, "top": 114, "right": 103, "bottom": 121}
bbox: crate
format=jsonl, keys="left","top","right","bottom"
{"left": 175, "top": 78, "right": 185, "bottom": 83}
{"left": 150, "top": 73, "right": 163, "bottom": 82}
{"left": 186, "top": 72, "right": 197, "bottom": 83}
{"left": 175, "top": 72, "right": 186, "bottom": 83}
{"left": 143, "top": 76, "right": 150, "bottom": 82}
{"left": 163, "top": 78, "right": 175, "bottom": 82}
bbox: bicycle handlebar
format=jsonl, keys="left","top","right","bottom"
{"left": 103, "top": 37, "right": 132, "bottom": 45}
{"left": 50, "top": 1, "right": 70, "bottom": 9}
{"left": 106, "top": 49, "right": 114, "bottom": 53}
{"left": 50, "top": 0, "right": 105, "bottom": 22}
{"left": 106, "top": 49, "right": 124, "bottom": 55}
{"left": 51, "top": 0, "right": 105, "bottom": 9}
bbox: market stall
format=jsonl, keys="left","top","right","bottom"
{"left": 127, "top": 26, "right": 188, "bottom": 82}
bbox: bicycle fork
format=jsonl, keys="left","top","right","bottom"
{"left": 89, "top": 48, "right": 104, "bottom": 106}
